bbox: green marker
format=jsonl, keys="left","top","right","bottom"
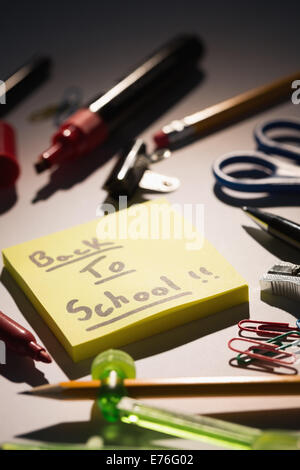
{"left": 91, "top": 349, "right": 136, "bottom": 423}
{"left": 117, "top": 397, "right": 300, "bottom": 450}
{"left": 92, "top": 350, "right": 300, "bottom": 450}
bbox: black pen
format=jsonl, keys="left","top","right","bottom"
{"left": 243, "top": 207, "right": 300, "bottom": 250}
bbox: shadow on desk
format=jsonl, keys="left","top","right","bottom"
{"left": 0, "top": 185, "right": 18, "bottom": 215}
{"left": 0, "top": 349, "right": 48, "bottom": 387}
{"left": 18, "top": 403, "right": 175, "bottom": 449}
{"left": 260, "top": 292, "right": 300, "bottom": 320}
{"left": 122, "top": 302, "right": 248, "bottom": 362}
{"left": 243, "top": 226, "right": 300, "bottom": 265}
{"left": 229, "top": 356, "right": 298, "bottom": 376}
{"left": 17, "top": 405, "right": 300, "bottom": 447}
{"left": 1, "top": 267, "right": 248, "bottom": 381}
{"left": 213, "top": 181, "right": 300, "bottom": 209}
{"left": 210, "top": 408, "right": 300, "bottom": 430}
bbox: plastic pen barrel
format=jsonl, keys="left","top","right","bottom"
{"left": 88, "top": 34, "right": 204, "bottom": 129}
{"left": 243, "top": 207, "right": 300, "bottom": 251}
{"left": 118, "top": 398, "right": 300, "bottom": 450}
{"left": 35, "top": 35, "right": 203, "bottom": 172}
{"left": 117, "top": 397, "right": 260, "bottom": 450}
{"left": 0, "top": 56, "right": 52, "bottom": 118}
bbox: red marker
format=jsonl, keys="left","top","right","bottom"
{"left": 0, "top": 310, "right": 52, "bottom": 363}
{"left": 34, "top": 35, "right": 203, "bottom": 173}
{"left": 0, "top": 121, "right": 20, "bottom": 188}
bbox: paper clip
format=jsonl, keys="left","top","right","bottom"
{"left": 238, "top": 319, "right": 300, "bottom": 339}
{"left": 235, "top": 330, "right": 300, "bottom": 367}
{"left": 228, "top": 337, "right": 296, "bottom": 366}
{"left": 28, "top": 87, "right": 82, "bottom": 126}
{"left": 271, "top": 331, "right": 300, "bottom": 353}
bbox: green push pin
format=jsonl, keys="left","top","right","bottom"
{"left": 91, "top": 349, "right": 136, "bottom": 423}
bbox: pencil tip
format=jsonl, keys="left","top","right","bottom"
{"left": 20, "top": 385, "right": 49, "bottom": 395}
{"left": 23, "top": 383, "right": 62, "bottom": 396}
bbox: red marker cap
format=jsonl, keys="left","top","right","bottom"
{"left": 154, "top": 130, "right": 170, "bottom": 149}
{"left": 0, "top": 121, "right": 20, "bottom": 188}
{"left": 0, "top": 310, "right": 52, "bottom": 363}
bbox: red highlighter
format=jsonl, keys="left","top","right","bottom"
{"left": 0, "top": 310, "right": 51, "bottom": 363}
{"left": 34, "top": 35, "right": 203, "bottom": 173}
{"left": 0, "top": 121, "right": 20, "bottom": 188}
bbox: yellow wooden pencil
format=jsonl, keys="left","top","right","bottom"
{"left": 154, "top": 71, "right": 300, "bottom": 148}
{"left": 25, "top": 375, "right": 300, "bottom": 400}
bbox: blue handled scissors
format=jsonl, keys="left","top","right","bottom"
{"left": 213, "top": 118, "right": 300, "bottom": 192}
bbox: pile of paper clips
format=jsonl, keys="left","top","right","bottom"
{"left": 228, "top": 320, "right": 300, "bottom": 373}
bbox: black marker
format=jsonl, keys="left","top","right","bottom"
{"left": 243, "top": 207, "right": 300, "bottom": 251}
{"left": 0, "top": 56, "right": 52, "bottom": 117}
{"left": 35, "top": 34, "right": 204, "bottom": 173}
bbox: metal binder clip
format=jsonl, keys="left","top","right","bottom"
{"left": 104, "top": 139, "right": 180, "bottom": 199}
{"left": 260, "top": 262, "right": 300, "bottom": 300}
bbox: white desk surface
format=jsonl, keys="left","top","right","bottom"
{"left": 1, "top": 0, "right": 300, "bottom": 450}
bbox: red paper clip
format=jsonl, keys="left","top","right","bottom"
{"left": 238, "top": 320, "right": 300, "bottom": 338}
{"left": 228, "top": 337, "right": 296, "bottom": 365}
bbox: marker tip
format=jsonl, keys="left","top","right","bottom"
{"left": 39, "top": 350, "right": 52, "bottom": 363}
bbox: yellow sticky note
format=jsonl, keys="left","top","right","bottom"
{"left": 2, "top": 199, "right": 248, "bottom": 362}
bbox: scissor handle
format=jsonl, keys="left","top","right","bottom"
{"left": 213, "top": 151, "right": 300, "bottom": 192}
{"left": 213, "top": 151, "right": 275, "bottom": 191}
{"left": 255, "top": 118, "right": 300, "bottom": 161}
